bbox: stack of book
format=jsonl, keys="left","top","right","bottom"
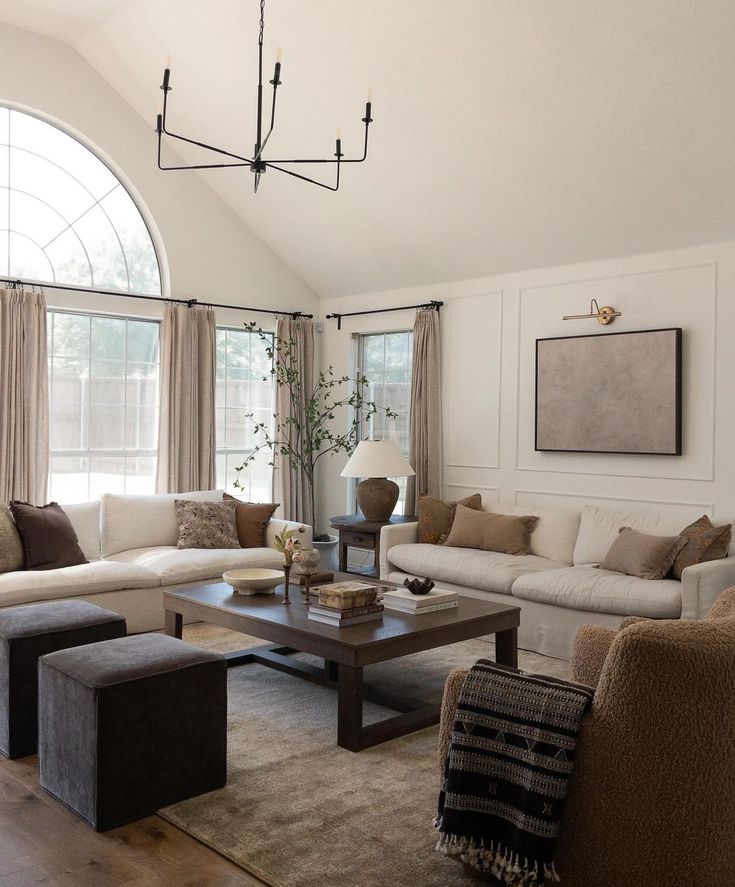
{"left": 382, "top": 587, "right": 458, "bottom": 615}
{"left": 307, "top": 580, "right": 384, "bottom": 627}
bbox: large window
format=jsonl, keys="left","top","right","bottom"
{"left": 0, "top": 106, "right": 160, "bottom": 295}
{"left": 48, "top": 311, "right": 160, "bottom": 503}
{"left": 358, "top": 330, "right": 413, "bottom": 513}
{"left": 216, "top": 327, "right": 274, "bottom": 499}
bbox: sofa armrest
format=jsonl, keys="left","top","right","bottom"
{"left": 265, "top": 520, "right": 313, "bottom": 551}
{"left": 680, "top": 556, "right": 735, "bottom": 620}
{"left": 379, "top": 522, "right": 418, "bottom": 578}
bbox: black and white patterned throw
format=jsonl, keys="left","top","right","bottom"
{"left": 435, "top": 660, "right": 593, "bottom": 885}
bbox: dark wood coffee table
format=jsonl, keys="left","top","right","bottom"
{"left": 164, "top": 576, "right": 520, "bottom": 752}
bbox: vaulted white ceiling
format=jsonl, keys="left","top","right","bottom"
{"left": 3, "top": 0, "right": 735, "bottom": 298}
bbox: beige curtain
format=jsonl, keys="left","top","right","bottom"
{"left": 156, "top": 303, "right": 216, "bottom": 493}
{"left": 406, "top": 307, "right": 443, "bottom": 514}
{"left": 273, "top": 315, "right": 314, "bottom": 525}
{"left": 0, "top": 288, "right": 49, "bottom": 504}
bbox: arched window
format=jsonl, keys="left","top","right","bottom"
{"left": 0, "top": 106, "right": 161, "bottom": 295}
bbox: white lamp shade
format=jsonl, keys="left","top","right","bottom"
{"left": 340, "top": 440, "right": 416, "bottom": 478}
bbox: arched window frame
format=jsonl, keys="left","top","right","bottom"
{"left": 0, "top": 103, "right": 166, "bottom": 297}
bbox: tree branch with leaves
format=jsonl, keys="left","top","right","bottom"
{"left": 234, "top": 322, "right": 396, "bottom": 538}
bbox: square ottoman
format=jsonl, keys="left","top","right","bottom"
{"left": 39, "top": 633, "right": 227, "bottom": 831}
{"left": 0, "top": 600, "right": 127, "bottom": 758}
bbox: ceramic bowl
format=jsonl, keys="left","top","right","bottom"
{"left": 223, "top": 568, "right": 285, "bottom": 595}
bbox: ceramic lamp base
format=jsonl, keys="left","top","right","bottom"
{"left": 356, "top": 477, "right": 399, "bottom": 522}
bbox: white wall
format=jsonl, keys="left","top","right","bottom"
{"left": 0, "top": 21, "right": 318, "bottom": 325}
{"left": 317, "top": 240, "right": 735, "bottom": 534}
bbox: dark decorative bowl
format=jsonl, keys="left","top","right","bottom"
{"left": 403, "top": 577, "right": 435, "bottom": 596}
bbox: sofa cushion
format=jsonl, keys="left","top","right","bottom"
{"left": 100, "top": 491, "right": 224, "bottom": 557}
{"left": 0, "top": 505, "right": 24, "bottom": 573}
{"left": 601, "top": 528, "right": 687, "bottom": 580}
{"left": 444, "top": 505, "right": 539, "bottom": 556}
{"left": 490, "top": 503, "right": 581, "bottom": 566}
{"left": 174, "top": 499, "right": 240, "bottom": 549}
{"left": 511, "top": 566, "right": 682, "bottom": 618}
{"left": 387, "top": 543, "right": 564, "bottom": 595}
{"left": 573, "top": 505, "right": 693, "bottom": 566}
{"left": 0, "top": 561, "right": 160, "bottom": 609}
{"left": 62, "top": 501, "right": 101, "bottom": 561}
{"left": 106, "top": 546, "right": 285, "bottom": 585}
{"left": 670, "top": 516, "right": 732, "bottom": 580}
{"left": 418, "top": 493, "right": 483, "bottom": 545}
{"left": 10, "top": 502, "right": 88, "bottom": 571}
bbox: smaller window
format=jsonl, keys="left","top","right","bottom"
{"left": 358, "top": 330, "right": 413, "bottom": 515}
{"left": 215, "top": 327, "right": 274, "bottom": 498}
{"left": 47, "top": 310, "right": 160, "bottom": 503}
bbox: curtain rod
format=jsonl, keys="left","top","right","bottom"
{"left": 325, "top": 300, "right": 443, "bottom": 330}
{"left": 0, "top": 277, "right": 312, "bottom": 319}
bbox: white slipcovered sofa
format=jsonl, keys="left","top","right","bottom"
{"left": 0, "top": 491, "right": 310, "bottom": 632}
{"left": 380, "top": 502, "right": 735, "bottom": 658}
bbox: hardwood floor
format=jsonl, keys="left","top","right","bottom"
{"left": 0, "top": 623, "right": 271, "bottom": 887}
{"left": 0, "top": 757, "right": 266, "bottom": 886}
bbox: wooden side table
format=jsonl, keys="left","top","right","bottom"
{"left": 328, "top": 514, "right": 418, "bottom": 577}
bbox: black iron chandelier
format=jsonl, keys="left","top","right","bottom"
{"left": 155, "top": 0, "right": 373, "bottom": 193}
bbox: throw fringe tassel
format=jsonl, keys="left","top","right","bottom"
{"left": 435, "top": 833, "right": 560, "bottom": 886}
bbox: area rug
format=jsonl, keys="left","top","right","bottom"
{"left": 159, "top": 626, "right": 569, "bottom": 887}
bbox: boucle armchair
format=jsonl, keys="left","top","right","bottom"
{"left": 438, "top": 587, "right": 735, "bottom": 886}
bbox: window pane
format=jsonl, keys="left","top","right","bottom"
{"left": 49, "top": 455, "right": 90, "bottom": 504}
{"left": 48, "top": 310, "right": 161, "bottom": 499}
{"left": 358, "top": 331, "right": 413, "bottom": 516}
{"left": 8, "top": 231, "right": 54, "bottom": 281}
{"left": 3, "top": 108, "right": 161, "bottom": 294}
{"left": 215, "top": 327, "right": 275, "bottom": 495}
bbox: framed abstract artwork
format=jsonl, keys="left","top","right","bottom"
{"left": 535, "top": 327, "right": 682, "bottom": 455}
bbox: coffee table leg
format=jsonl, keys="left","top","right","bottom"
{"left": 337, "top": 665, "right": 363, "bottom": 751}
{"left": 495, "top": 627, "right": 518, "bottom": 668}
{"left": 325, "top": 659, "right": 339, "bottom": 681}
{"left": 165, "top": 609, "right": 183, "bottom": 639}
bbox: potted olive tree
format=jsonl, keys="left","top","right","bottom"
{"left": 234, "top": 323, "right": 395, "bottom": 566}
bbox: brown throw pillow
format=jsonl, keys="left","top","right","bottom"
{"left": 174, "top": 499, "right": 240, "bottom": 549}
{"left": 0, "top": 505, "right": 25, "bottom": 573}
{"left": 669, "top": 515, "right": 732, "bottom": 580}
{"left": 9, "top": 501, "right": 88, "bottom": 571}
{"left": 601, "top": 527, "right": 687, "bottom": 580}
{"left": 418, "top": 493, "right": 483, "bottom": 545}
{"left": 444, "top": 504, "right": 539, "bottom": 555}
{"left": 224, "top": 494, "right": 279, "bottom": 548}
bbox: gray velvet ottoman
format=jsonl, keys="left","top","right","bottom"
{"left": 0, "top": 600, "right": 127, "bottom": 758}
{"left": 39, "top": 633, "right": 227, "bottom": 831}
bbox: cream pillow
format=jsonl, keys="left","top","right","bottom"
{"left": 444, "top": 504, "right": 539, "bottom": 556}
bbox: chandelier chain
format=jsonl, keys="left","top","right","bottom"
{"left": 259, "top": 0, "right": 265, "bottom": 46}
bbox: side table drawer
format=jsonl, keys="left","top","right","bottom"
{"left": 341, "top": 530, "right": 374, "bottom": 547}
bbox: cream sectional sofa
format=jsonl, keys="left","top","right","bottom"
{"left": 0, "top": 491, "right": 310, "bottom": 633}
{"left": 380, "top": 502, "right": 735, "bottom": 658}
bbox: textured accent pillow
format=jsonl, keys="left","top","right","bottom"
{"left": 417, "top": 493, "right": 483, "bottom": 545}
{"left": 9, "top": 502, "right": 88, "bottom": 571}
{"left": 444, "top": 504, "right": 539, "bottom": 555}
{"left": 0, "top": 505, "right": 25, "bottom": 573}
{"left": 174, "top": 499, "right": 240, "bottom": 549}
{"left": 224, "top": 494, "right": 279, "bottom": 548}
{"left": 669, "top": 515, "right": 732, "bottom": 580}
{"left": 601, "top": 527, "right": 687, "bottom": 580}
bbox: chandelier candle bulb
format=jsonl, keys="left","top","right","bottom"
{"left": 276, "top": 47, "right": 282, "bottom": 63}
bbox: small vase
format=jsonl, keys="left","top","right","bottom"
{"left": 282, "top": 564, "right": 291, "bottom": 606}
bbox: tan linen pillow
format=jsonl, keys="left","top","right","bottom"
{"left": 417, "top": 493, "right": 482, "bottom": 545}
{"left": 224, "top": 494, "right": 279, "bottom": 547}
{"left": 444, "top": 504, "right": 539, "bottom": 556}
{"left": 0, "top": 505, "right": 25, "bottom": 572}
{"left": 670, "top": 515, "right": 732, "bottom": 580}
{"left": 601, "top": 527, "right": 687, "bottom": 580}
{"left": 174, "top": 499, "right": 240, "bottom": 549}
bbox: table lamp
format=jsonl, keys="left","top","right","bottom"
{"left": 340, "top": 440, "right": 416, "bottom": 521}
